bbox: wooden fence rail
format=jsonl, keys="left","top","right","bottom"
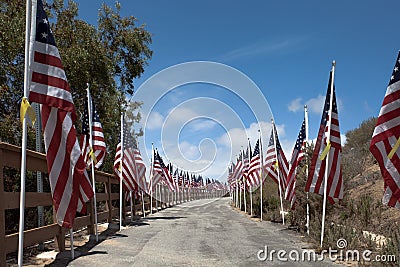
{"left": 0, "top": 142, "right": 157, "bottom": 266}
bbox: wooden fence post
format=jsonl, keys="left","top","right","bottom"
{"left": 86, "top": 200, "right": 94, "bottom": 235}
{"left": 106, "top": 177, "right": 112, "bottom": 222}
{"left": 53, "top": 206, "right": 65, "bottom": 252}
{"left": 0, "top": 148, "right": 6, "bottom": 267}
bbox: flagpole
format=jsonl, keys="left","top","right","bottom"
{"left": 70, "top": 228, "right": 74, "bottom": 260}
{"left": 18, "top": 1, "right": 33, "bottom": 265}
{"left": 250, "top": 186, "right": 253, "bottom": 216}
{"left": 259, "top": 130, "right": 263, "bottom": 221}
{"left": 243, "top": 150, "right": 247, "bottom": 213}
{"left": 304, "top": 105, "right": 310, "bottom": 235}
{"left": 239, "top": 181, "right": 242, "bottom": 210}
{"left": 150, "top": 143, "right": 154, "bottom": 214}
{"left": 86, "top": 84, "right": 99, "bottom": 242}
{"left": 119, "top": 113, "right": 124, "bottom": 231}
{"left": 130, "top": 191, "right": 134, "bottom": 222}
{"left": 320, "top": 61, "right": 336, "bottom": 247}
{"left": 272, "top": 119, "right": 285, "bottom": 225}
{"left": 141, "top": 191, "right": 146, "bottom": 217}
{"left": 236, "top": 179, "right": 239, "bottom": 207}
{"left": 248, "top": 139, "right": 253, "bottom": 216}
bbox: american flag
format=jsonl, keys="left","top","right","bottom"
{"left": 285, "top": 118, "right": 306, "bottom": 209}
{"left": 80, "top": 94, "right": 106, "bottom": 169}
{"left": 305, "top": 70, "right": 343, "bottom": 203}
{"left": 264, "top": 126, "right": 289, "bottom": 191}
{"left": 172, "top": 167, "right": 180, "bottom": 192}
{"left": 243, "top": 144, "right": 251, "bottom": 188}
{"left": 157, "top": 153, "right": 176, "bottom": 191}
{"left": 247, "top": 139, "right": 261, "bottom": 188}
{"left": 132, "top": 140, "right": 147, "bottom": 193}
{"left": 232, "top": 154, "right": 243, "bottom": 186}
{"left": 28, "top": 0, "right": 93, "bottom": 228}
{"left": 178, "top": 170, "right": 184, "bottom": 187}
{"left": 113, "top": 120, "right": 138, "bottom": 192}
{"left": 150, "top": 150, "right": 163, "bottom": 192}
{"left": 370, "top": 52, "right": 400, "bottom": 209}
{"left": 227, "top": 163, "right": 235, "bottom": 190}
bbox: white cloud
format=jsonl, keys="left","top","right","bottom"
{"left": 298, "top": 94, "right": 344, "bottom": 115}
{"left": 217, "top": 121, "right": 286, "bottom": 159}
{"left": 305, "top": 95, "right": 325, "bottom": 114}
{"left": 189, "top": 120, "right": 217, "bottom": 131}
{"left": 288, "top": 97, "right": 303, "bottom": 112}
{"left": 145, "top": 111, "right": 164, "bottom": 130}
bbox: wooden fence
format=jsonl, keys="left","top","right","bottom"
{"left": 0, "top": 142, "right": 158, "bottom": 266}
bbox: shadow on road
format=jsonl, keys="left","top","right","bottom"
{"left": 142, "top": 216, "right": 186, "bottom": 221}
{"left": 46, "top": 223, "right": 122, "bottom": 267}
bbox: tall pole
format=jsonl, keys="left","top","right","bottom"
{"left": 272, "top": 120, "right": 285, "bottom": 225}
{"left": 150, "top": 143, "right": 154, "bottom": 214}
{"left": 259, "top": 130, "right": 263, "bottom": 221}
{"left": 119, "top": 114, "right": 124, "bottom": 231}
{"left": 70, "top": 229, "right": 74, "bottom": 260}
{"left": 250, "top": 187, "right": 253, "bottom": 216}
{"left": 304, "top": 105, "right": 310, "bottom": 235}
{"left": 239, "top": 182, "right": 242, "bottom": 210}
{"left": 86, "top": 85, "right": 99, "bottom": 241}
{"left": 18, "top": 1, "right": 32, "bottom": 265}
{"left": 320, "top": 61, "right": 336, "bottom": 247}
{"left": 35, "top": 103, "right": 44, "bottom": 250}
{"left": 129, "top": 191, "right": 134, "bottom": 222}
{"left": 141, "top": 191, "right": 146, "bottom": 218}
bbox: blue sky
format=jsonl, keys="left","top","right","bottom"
{"left": 75, "top": 0, "right": 400, "bottom": 181}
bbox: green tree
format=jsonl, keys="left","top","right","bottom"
{"left": 0, "top": 0, "right": 152, "bottom": 174}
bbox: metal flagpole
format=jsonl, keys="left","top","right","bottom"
{"left": 141, "top": 191, "right": 146, "bottom": 218}
{"left": 236, "top": 180, "right": 239, "bottom": 207}
{"left": 241, "top": 149, "right": 247, "bottom": 212}
{"left": 250, "top": 187, "right": 253, "bottom": 216}
{"left": 320, "top": 61, "right": 336, "bottom": 247}
{"left": 70, "top": 229, "right": 74, "bottom": 260}
{"left": 243, "top": 178, "right": 247, "bottom": 212}
{"left": 272, "top": 119, "right": 285, "bottom": 225}
{"left": 119, "top": 113, "right": 124, "bottom": 231}
{"left": 150, "top": 143, "right": 154, "bottom": 214}
{"left": 130, "top": 191, "right": 134, "bottom": 222}
{"left": 239, "top": 182, "right": 242, "bottom": 210}
{"left": 18, "top": 1, "right": 33, "bottom": 265}
{"left": 304, "top": 105, "right": 310, "bottom": 235}
{"left": 248, "top": 139, "right": 253, "bottom": 216}
{"left": 86, "top": 84, "right": 99, "bottom": 242}
{"left": 259, "top": 130, "right": 264, "bottom": 221}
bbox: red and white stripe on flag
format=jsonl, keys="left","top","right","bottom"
{"left": 247, "top": 139, "right": 261, "bottom": 189}
{"left": 285, "top": 119, "right": 306, "bottom": 209}
{"left": 80, "top": 95, "right": 106, "bottom": 169}
{"left": 370, "top": 51, "right": 400, "bottom": 209}
{"left": 133, "top": 147, "right": 148, "bottom": 193}
{"left": 305, "top": 71, "right": 343, "bottom": 203}
{"left": 263, "top": 128, "right": 289, "bottom": 192}
{"left": 113, "top": 142, "right": 139, "bottom": 192}
{"left": 150, "top": 151, "right": 163, "bottom": 191}
{"left": 28, "top": 0, "right": 93, "bottom": 228}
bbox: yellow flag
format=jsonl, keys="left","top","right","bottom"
{"left": 388, "top": 137, "right": 400, "bottom": 159}
{"left": 20, "top": 97, "right": 36, "bottom": 126}
{"left": 319, "top": 142, "right": 331, "bottom": 160}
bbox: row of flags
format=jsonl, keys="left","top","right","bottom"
{"left": 229, "top": 50, "right": 400, "bottom": 217}
{"left": 22, "top": 0, "right": 226, "bottom": 230}
{"left": 19, "top": 0, "right": 400, "bottom": 241}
